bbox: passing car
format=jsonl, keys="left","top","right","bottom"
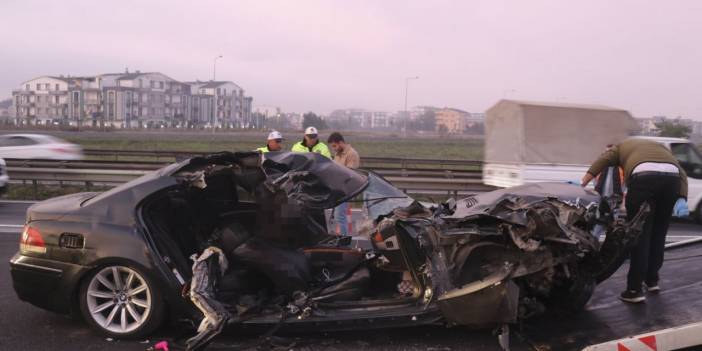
{"left": 0, "top": 133, "right": 83, "bottom": 160}
{"left": 0, "top": 157, "right": 8, "bottom": 195}
{"left": 9, "top": 151, "right": 647, "bottom": 350}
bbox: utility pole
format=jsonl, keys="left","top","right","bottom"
{"left": 403, "top": 76, "right": 419, "bottom": 138}
{"left": 213, "top": 55, "right": 223, "bottom": 81}
{"left": 212, "top": 55, "right": 222, "bottom": 133}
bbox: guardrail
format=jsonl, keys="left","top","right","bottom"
{"left": 4, "top": 157, "right": 494, "bottom": 199}
{"left": 82, "top": 148, "right": 483, "bottom": 169}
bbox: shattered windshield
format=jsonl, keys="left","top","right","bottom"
{"left": 360, "top": 172, "right": 415, "bottom": 219}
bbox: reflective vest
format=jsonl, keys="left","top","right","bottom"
{"left": 255, "top": 146, "right": 270, "bottom": 153}
{"left": 291, "top": 141, "right": 331, "bottom": 159}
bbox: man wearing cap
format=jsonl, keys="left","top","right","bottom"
{"left": 256, "top": 131, "right": 284, "bottom": 153}
{"left": 291, "top": 126, "right": 331, "bottom": 158}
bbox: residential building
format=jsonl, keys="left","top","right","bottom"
{"left": 328, "top": 109, "right": 392, "bottom": 130}
{"left": 11, "top": 71, "right": 253, "bottom": 128}
{"left": 254, "top": 105, "right": 281, "bottom": 118}
{"left": 100, "top": 71, "right": 189, "bottom": 128}
{"left": 435, "top": 107, "right": 468, "bottom": 133}
{"left": 466, "top": 112, "right": 485, "bottom": 127}
{"left": 12, "top": 75, "right": 99, "bottom": 125}
{"left": 0, "top": 99, "right": 12, "bottom": 120}
{"left": 185, "top": 81, "right": 246, "bottom": 128}
{"left": 242, "top": 97, "right": 254, "bottom": 128}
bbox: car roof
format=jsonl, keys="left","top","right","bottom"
{"left": 0, "top": 134, "right": 65, "bottom": 143}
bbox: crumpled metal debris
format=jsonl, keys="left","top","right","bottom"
{"left": 186, "top": 247, "right": 231, "bottom": 351}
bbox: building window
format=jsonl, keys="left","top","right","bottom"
{"left": 45, "top": 83, "right": 50, "bottom": 90}
{"left": 139, "top": 79, "right": 143, "bottom": 88}
{"left": 150, "top": 80, "right": 154, "bottom": 88}
{"left": 25, "top": 84, "right": 30, "bottom": 90}
{"left": 36, "top": 83, "right": 41, "bottom": 90}
{"left": 159, "top": 81, "right": 164, "bottom": 89}
{"left": 217, "top": 88, "right": 221, "bottom": 95}
{"left": 55, "top": 84, "right": 60, "bottom": 91}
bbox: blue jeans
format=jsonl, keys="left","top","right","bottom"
{"left": 334, "top": 202, "right": 350, "bottom": 236}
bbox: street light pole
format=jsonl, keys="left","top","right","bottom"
{"left": 212, "top": 55, "right": 222, "bottom": 134}
{"left": 213, "top": 55, "right": 223, "bottom": 81}
{"left": 403, "top": 76, "right": 419, "bottom": 137}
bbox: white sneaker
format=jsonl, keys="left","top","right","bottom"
{"left": 644, "top": 282, "right": 660, "bottom": 293}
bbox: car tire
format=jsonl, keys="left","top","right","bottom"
{"left": 546, "top": 263, "right": 596, "bottom": 315}
{"left": 695, "top": 203, "right": 702, "bottom": 225}
{"left": 79, "top": 264, "right": 165, "bottom": 339}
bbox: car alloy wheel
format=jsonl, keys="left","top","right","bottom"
{"left": 85, "top": 266, "right": 153, "bottom": 334}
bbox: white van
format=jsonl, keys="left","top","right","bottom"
{"left": 635, "top": 136, "right": 702, "bottom": 222}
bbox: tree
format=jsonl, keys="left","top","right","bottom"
{"left": 303, "top": 112, "right": 328, "bottom": 130}
{"left": 655, "top": 120, "right": 691, "bottom": 138}
{"left": 419, "top": 110, "right": 436, "bottom": 131}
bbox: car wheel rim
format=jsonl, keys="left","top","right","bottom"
{"left": 86, "top": 266, "right": 152, "bottom": 334}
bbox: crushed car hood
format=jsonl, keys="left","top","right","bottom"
{"left": 445, "top": 182, "right": 600, "bottom": 225}
{"left": 262, "top": 151, "right": 369, "bottom": 209}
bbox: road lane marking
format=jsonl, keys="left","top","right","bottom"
{"left": 0, "top": 224, "right": 24, "bottom": 228}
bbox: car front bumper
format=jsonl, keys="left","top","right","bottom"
{"left": 9, "top": 252, "right": 90, "bottom": 314}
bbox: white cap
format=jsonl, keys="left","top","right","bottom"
{"left": 267, "top": 131, "right": 284, "bottom": 140}
{"left": 304, "top": 126, "right": 319, "bottom": 135}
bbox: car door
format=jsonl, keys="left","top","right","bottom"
{"left": 670, "top": 142, "right": 702, "bottom": 213}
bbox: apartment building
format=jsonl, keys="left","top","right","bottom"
{"left": 12, "top": 75, "right": 100, "bottom": 125}
{"left": 328, "top": 109, "right": 391, "bottom": 129}
{"left": 11, "top": 71, "right": 253, "bottom": 128}
{"left": 435, "top": 107, "right": 468, "bottom": 133}
{"left": 185, "top": 81, "right": 246, "bottom": 128}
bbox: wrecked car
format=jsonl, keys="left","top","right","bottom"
{"left": 9, "top": 151, "right": 648, "bottom": 350}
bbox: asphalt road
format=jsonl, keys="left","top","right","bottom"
{"left": 1, "top": 201, "right": 702, "bottom": 351}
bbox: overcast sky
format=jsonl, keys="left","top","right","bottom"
{"left": 1, "top": 0, "right": 701, "bottom": 118}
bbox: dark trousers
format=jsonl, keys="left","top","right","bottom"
{"left": 625, "top": 174, "right": 681, "bottom": 291}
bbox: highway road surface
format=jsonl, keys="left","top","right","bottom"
{"left": 1, "top": 200, "right": 701, "bottom": 351}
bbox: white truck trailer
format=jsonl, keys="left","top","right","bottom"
{"left": 482, "top": 99, "right": 702, "bottom": 222}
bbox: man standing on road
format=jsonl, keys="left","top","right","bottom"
{"left": 291, "top": 126, "right": 331, "bottom": 158}
{"left": 328, "top": 132, "right": 360, "bottom": 236}
{"left": 581, "top": 138, "right": 689, "bottom": 303}
{"left": 255, "top": 131, "right": 284, "bottom": 153}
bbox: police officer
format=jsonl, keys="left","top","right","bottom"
{"left": 581, "top": 138, "right": 689, "bottom": 303}
{"left": 255, "top": 131, "right": 284, "bottom": 153}
{"left": 291, "top": 126, "right": 331, "bottom": 158}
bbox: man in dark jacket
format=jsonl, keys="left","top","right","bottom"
{"left": 582, "top": 138, "right": 689, "bottom": 303}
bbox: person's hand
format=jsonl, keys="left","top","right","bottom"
{"left": 581, "top": 173, "right": 594, "bottom": 187}
{"left": 673, "top": 198, "right": 690, "bottom": 217}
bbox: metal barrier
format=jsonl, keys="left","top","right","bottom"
{"left": 4, "top": 157, "right": 493, "bottom": 199}
{"left": 82, "top": 149, "right": 484, "bottom": 169}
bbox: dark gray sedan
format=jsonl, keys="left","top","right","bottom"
{"left": 9, "top": 152, "right": 647, "bottom": 350}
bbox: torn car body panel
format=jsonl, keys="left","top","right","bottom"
{"left": 132, "top": 154, "right": 651, "bottom": 349}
